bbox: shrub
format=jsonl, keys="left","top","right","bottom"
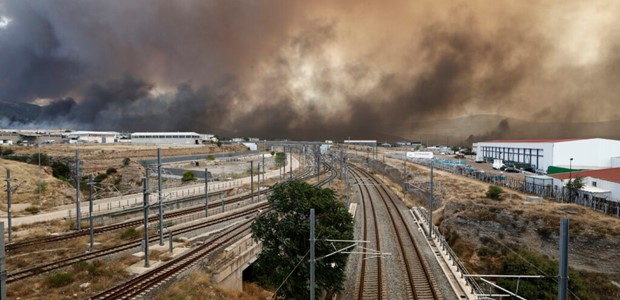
{"left": 486, "top": 185, "right": 504, "bottom": 199}
{"left": 106, "top": 167, "right": 117, "bottom": 175}
{"left": 0, "top": 147, "right": 14, "bottom": 156}
{"left": 120, "top": 228, "right": 140, "bottom": 240}
{"left": 207, "top": 155, "right": 215, "bottom": 161}
{"left": 51, "top": 161, "right": 71, "bottom": 180}
{"left": 29, "top": 153, "right": 51, "bottom": 166}
{"left": 122, "top": 157, "right": 131, "bottom": 167}
{"left": 216, "top": 141, "right": 222, "bottom": 147}
{"left": 536, "top": 226, "right": 553, "bottom": 239}
{"left": 94, "top": 173, "right": 108, "bottom": 183}
{"left": 47, "top": 272, "right": 74, "bottom": 288}
{"left": 24, "top": 206, "right": 40, "bottom": 215}
{"left": 181, "top": 171, "right": 195, "bottom": 182}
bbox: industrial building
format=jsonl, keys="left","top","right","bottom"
{"left": 343, "top": 140, "right": 377, "bottom": 146}
{"left": 68, "top": 131, "right": 118, "bottom": 144}
{"left": 131, "top": 132, "right": 202, "bottom": 145}
{"left": 549, "top": 168, "right": 620, "bottom": 202}
{"left": 475, "top": 138, "right": 620, "bottom": 173}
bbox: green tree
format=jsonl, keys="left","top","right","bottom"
{"left": 51, "top": 161, "right": 71, "bottom": 180}
{"left": 30, "top": 152, "right": 51, "bottom": 166}
{"left": 566, "top": 176, "right": 585, "bottom": 202}
{"left": 181, "top": 171, "right": 195, "bottom": 182}
{"left": 566, "top": 176, "right": 585, "bottom": 190}
{"left": 251, "top": 180, "right": 354, "bottom": 299}
{"left": 486, "top": 185, "right": 504, "bottom": 199}
{"left": 274, "top": 152, "right": 286, "bottom": 167}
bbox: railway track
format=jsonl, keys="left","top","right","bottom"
{"left": 90, "top": 215, "right": 257, "bottom": 300}
{"left": 353, "top": 168, "right": 384, "bottom": 300}
{"left": 6, "top": 166, "right": 316, "bottom": 254}
{"left": 351, "top": 165, "right": 442, "bottom": 300}
{"left": 8, "top": 159, "right": 336, "bottom": 284}
{"left": 7, "top": 202, "right": 269, "bottom": 283}
{"left": 87, "top": 160, "right": 338, "bottom": 299}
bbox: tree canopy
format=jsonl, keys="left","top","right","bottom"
{"left": 251, "top": 180, "right": 354, "bottom": 299}
{"left": 566, "top": 176, "right": 585, "bottom": 190}
{"left": 274, "top": 152, "right": 287, "bottom": 167}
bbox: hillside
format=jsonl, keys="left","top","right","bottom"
{"left": 379, "top": 157, "right": 620, "bottom": 299}
{"left": 386, "top": 114, "right": 620, "bottom": 145}
{"left": 0, "top": 101, "right": 41, "bottom": 123}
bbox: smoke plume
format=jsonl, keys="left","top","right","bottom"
{"left": 1, "top": 0, "right": 620, "bottom": 140}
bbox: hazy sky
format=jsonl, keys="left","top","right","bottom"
{"left": 1, "top": 1, "right": 619, "bottom": 140}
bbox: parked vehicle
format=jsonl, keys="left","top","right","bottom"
{"left": 492, "top": 159, "right": 505, "bottom": 170}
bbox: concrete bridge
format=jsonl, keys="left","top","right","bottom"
{"left": 211, "top": 233, "right": 261, "bottom": 291}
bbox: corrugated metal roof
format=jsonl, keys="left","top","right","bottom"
{"left": 484, "top": 139, "right": 582, "bottom": 143}
{"left": 549, "top": 168, "right": 620, "bottom": 184}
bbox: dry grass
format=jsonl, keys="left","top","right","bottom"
{"left": 153, "top": 269, "right": 272, "bottom": 300}
{"left": 1, "top": 143, "right": 249, "bottom": 213}
{"left": 376, "top": 156, "right": 620, "bottom": 277}
{"left": 8, "top": 256, "right": 136, "bottom": 300}
{"left": 0, "top": 159, "right": 75, "bottom": 210}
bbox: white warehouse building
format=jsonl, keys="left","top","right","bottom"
{"left": 475, "top": 138, "right": 620, "bottom": 172}
{"left": 131, "top": 132, "right": 202, "bottom": 145}
{"left": 68, "top": 131, "right": 118, "bottom": 144}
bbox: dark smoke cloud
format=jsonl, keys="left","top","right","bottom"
{"left": 2, "top": 0, "right": 620, "bottom": 140}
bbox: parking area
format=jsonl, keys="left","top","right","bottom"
{"left": 432, "top": 155, "right": 528, "bottom": 180}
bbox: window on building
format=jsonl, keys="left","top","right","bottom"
{"left": 592, "top": 181, "right": 597, "bottom": 187}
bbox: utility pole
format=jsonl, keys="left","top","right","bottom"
{"left": 142, "top": 169, "right": 150, "bottom": 268}
{"left": 340, "top": 149, "right": 344, "bottom": 179}
{"left": 88, "top": 175, "right": 94, "bottom": 252}
{"left": 289, "top": 147, "right": 293, "bottom": 181}
{"left": 38, "top": 144, "right": 41, "bottom": 208}
{"left": 1, "top": 221, "right": 6, "bottom": 300}
{"left": 75, "top": 150, "right": 81, "bottom": 230}
{"left": 558, "top": 218, "right": 569, "bottom": 300}
{"left": 309, "top": 208, "right": 316, "bottom": 300}
{"left": 346, "top": 161, "right": 350, "bottom": 207}
{"left": 157, "top": 148, "right": 163, "bottom": 246}
{"left": 383, "top": 154, "right": 385, "bottom": 180}
{"left": 204, "top": 167, "right": 209, "bottom": 218}
{"left": 402, "top": 159, "right": 406, "bottom": 195}
{"left": 429, "top": 160, "right": 434, "bottom": 239}
{"left": 250, "top": 160, "right": 254, "bottom": 203}
{"left": 4, "top": 170, "right": 12, "bottom": 244}
{"left": 262, "top": 154, "right": 265, "bottom": 183}
{"left": 257, "top": 163, "right": 261, "bottom": 202}
{"left": 316, "top": 145, "right": 320, "bottom": 185}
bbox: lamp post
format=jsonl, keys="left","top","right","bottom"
{"left": 568, "top": 158, "right": 574, "bottom": 203}
{"left": 569, "top": 158, "right": 574, "bottom": 184}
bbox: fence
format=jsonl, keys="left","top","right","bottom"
{"left": 413, "top": 206, "right": 485, "bottom": 296}
{"left": 383, "top": 154, "right": 620, "bottom": 218}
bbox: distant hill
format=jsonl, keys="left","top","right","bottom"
{"left": 385, "top": 114, "right": 620, "bottom": 146}
{"left": 0, "top": 101, "right": 41, "bottom": 123}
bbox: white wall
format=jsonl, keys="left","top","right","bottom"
{"left": 242, "top": 142, "right": 257, "bottom": 151}
{"left": 553, "top": 139, "right": 620, "bottom": 169}
{"left": 612, "top": 157, "right": 620, "bottom": 168}
{"left": 552, "top": 176, "right": 620, "bottom": 202}
{"left": 476, "top": 141, "right": 554, "bottom": 170}
{"left": 132, "top": 137, "right": 200, "bottom": 145}
{"left": 584, "top": 177, "right": 620, "bottom": 202}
